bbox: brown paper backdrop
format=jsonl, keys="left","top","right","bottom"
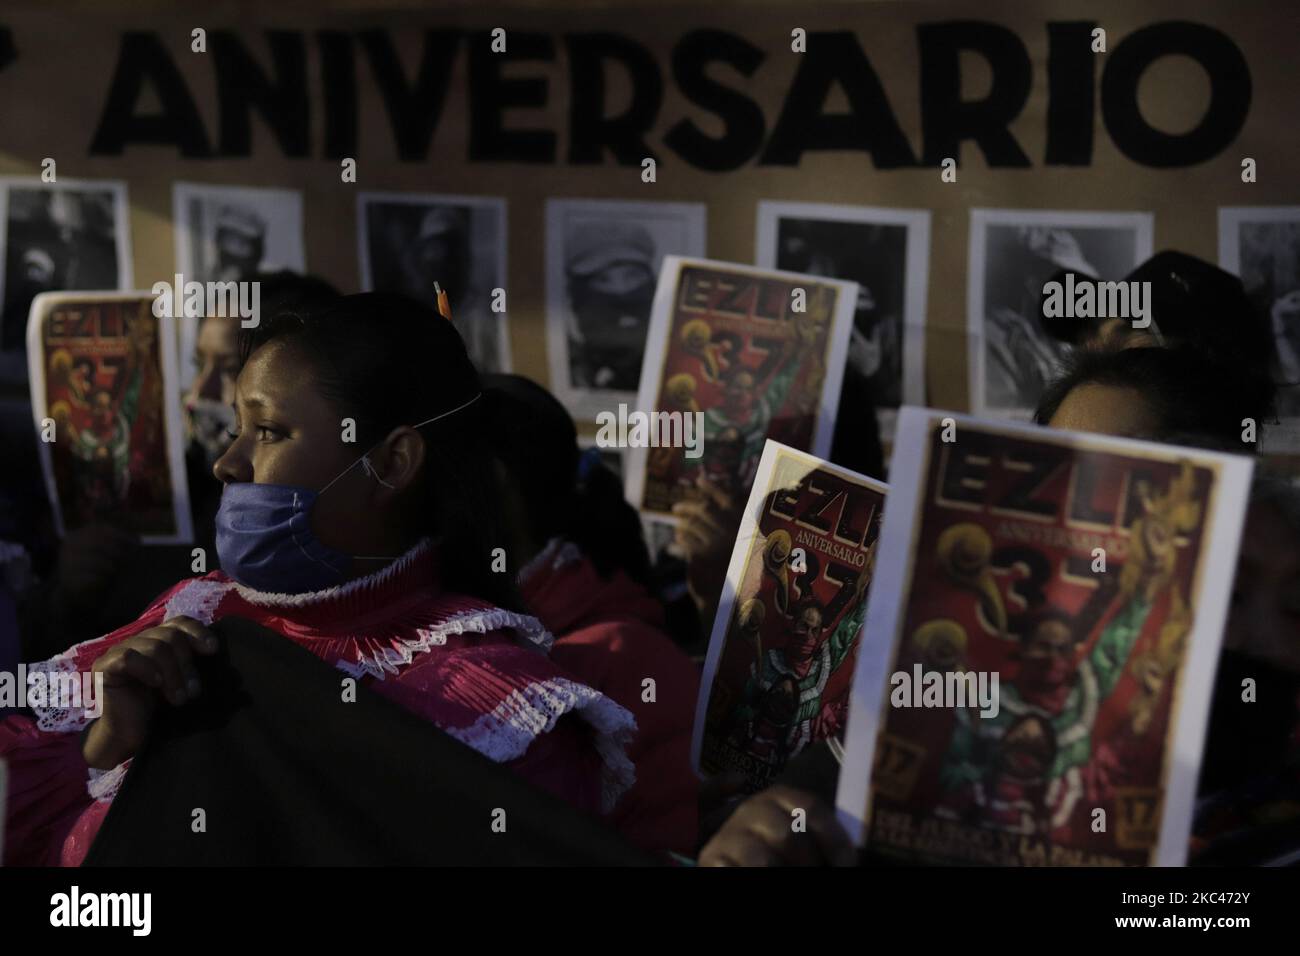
{"left": 2, "top": 0, "right": 1296, "bottom": 433}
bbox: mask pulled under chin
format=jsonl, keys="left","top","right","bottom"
{"left": 215, "top": 482, "right": 352, "bottom": 593}
{"left": 187, "top": 397, "right": 236, "bottom": 468}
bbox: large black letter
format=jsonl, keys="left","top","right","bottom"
{"left": 212, "top": 31, "right": 309, "bottom": 157}
{"left": 566, "top": 33, "right": 662, "bottom": 164}
{"left": 1045, "top": 22, "right": 1096, "bottom": 166}
{"left": 918, "top": 21, "right": 1031, "bottom": 167}
{"left": 664, "top": 29, "right": 766, "bottom": 172}
{"left": 317, "top": 31, "right": 357, "bottom": 159}
{"left": 1101, "top": 21, "right": 1250, "bottom": 167}
{"left": 90, "top": 32, "right": 210, "bottom": 156}
{"left": 0, "top": 27, "right": 16, "bottom": 74}
{"left": 761, "top": 32, "right": 914, "bottom": 167}
{"left": 468, "top": 31, "right": 556, "bottom": 163}
{"left": 359, "top": 29, "right": 459, "bottom": 161}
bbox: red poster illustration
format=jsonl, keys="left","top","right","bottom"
{"left": 626, "top": 257, "right": 855, "bottom": 518}
{"left": 28, "top": 292, "right": 192, "bottom": 543}
{"left": 837, "top": 409, "right": 1253, "bottom": 866}
{"left": 694, "top": 440, "right": 887, "bottom": 792}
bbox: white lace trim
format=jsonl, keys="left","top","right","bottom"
{"left": 87, "top": 761, "right": 130, "bottom": 803}
{"left": 334, "top": 608, "right": 555, "bottom": 681}
{"left": 26, "top": 657, "right": 93, "bottom": 733}
{"left": 230, "top": 537, "right": 435, "bottom": 607}
{"left": 516, "top": 537, "right": 583, "bottom": 588}
{"left": 444, "top": 676, "right": 637, "bottom": 814}
{"left": 37, "top": 576, "right": 234, "bottom": 686}
{"left": 164, "top": 578, "right": 236, "bottom": 625}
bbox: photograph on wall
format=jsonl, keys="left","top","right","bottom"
{"left": 358, "top": 192, "right": 509, "bottom": 375}
{"left": 756, "top": 201, "right": 930, "bottom": 438}
{"left": 835, "top": 408, "right": 1253, "bottom": 866}
{"left": 173, "top": 183, "right": 305, "bottom": 392}
{"left": 694, "top": 439, "right": 887, "bottom": 792}
{"left": 26, "top": 291, "right": 192, "bottom": 544}
{"left": 546, "top": 199, "right": 706, "bottom": 419}
{"left": 969, "top": 210, "right": 1153, "bottom": 418}
{"left": 0, "top": 179, "right": 131, "bottom": 386}
{"left": 1219, "top": 206, "right": 1300, "bottom": 448}
{"left": 625, "top": 256, "right": 857, "bottom": 521}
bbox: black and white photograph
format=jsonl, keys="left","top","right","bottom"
{"left": 0, "top": 179, "right": 131, "bottom": 385}
{"left": 174, "top": 183, "right": 305, "bottom": 285}
{"left": 358, "top": 192, "right": 509, "bottom": 374}
{"left": 969, "top": 209, "right": 1153, "bottom": 416}
{"left": 1220, "top": 206, "right": 1300, "bottom": 445}
{"left": 545, "top": 198, "right": 706, "bottom": 418}
{"left": 755, "top": 201, "right": 930, "bottom": 434}
{"left": 173, "top": 183, "right": 305, "bottom": 390}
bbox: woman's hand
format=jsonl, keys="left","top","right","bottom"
{"left": 698, "top": 784, "right": 857, "bottom": 867}
{"left": 82, "top": 616, "right": 219, "bottom": 770}
{"left": 672, "top": 476, "right": 743, "bottom": 624}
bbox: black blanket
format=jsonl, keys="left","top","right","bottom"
{"left": 83, "top": 616, "right": 654, "bottom": 865}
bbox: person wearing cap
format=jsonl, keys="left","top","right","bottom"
{"left": 397, "top": 205, "right": 501, "bottom": 371}
{"left": 565, "top": 219, "right": 658, "bottom": 392}
{"left": 212, "top": 205, "right": 268, "bottom": 282}
{"left": 985, "top": 227, "right": 1102, "bottom": 410}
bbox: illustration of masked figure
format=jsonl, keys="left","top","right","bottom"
{"left": 64, "top": 323, "right": 153, "bottom": 522}
{"left": 70, "top": 372, "right": 141, "bottom": 522}
{"left": 685, "top": 350, "right": 806, "bottom": 494}
{"left": 728, "top": 557, "right": 872, "bottom": 780}
{"left": 935, "top": 599, "right": 1152, "bottom": 836}
{"left": 935, "top": 464, "right": 1200, "bottom": 837}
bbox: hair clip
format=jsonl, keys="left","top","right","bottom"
{"left": 433, "top": 281, "right": 453, "bottom": 321}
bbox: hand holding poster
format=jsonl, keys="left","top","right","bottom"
{"left": 625, "top": 256, "right": 857, "bottom": 520}
{"left": 835, "top": 408, "right": 1253, "bottom": 866}
{"left": 27, "top": 291, "right": 192, "bottom": 544}
{"left": 694, "top": 439, "right": 887, "bottom": 792}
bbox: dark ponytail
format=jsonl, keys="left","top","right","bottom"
{"left": 239, "top": 292, "right": 521, "bottom": 611}
{"left": 571, "top": 448, "right": 652, "bottom": 584}
{"left": 482, "top": 374, "right": 651, "bottom": 585}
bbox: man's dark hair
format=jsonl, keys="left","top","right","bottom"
{"left": 1033, "top": 345, "right": 1275, "bottom": 450}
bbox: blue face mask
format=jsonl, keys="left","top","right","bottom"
{"left": 214, "top": 394, "right": 481, "bottom": 594}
